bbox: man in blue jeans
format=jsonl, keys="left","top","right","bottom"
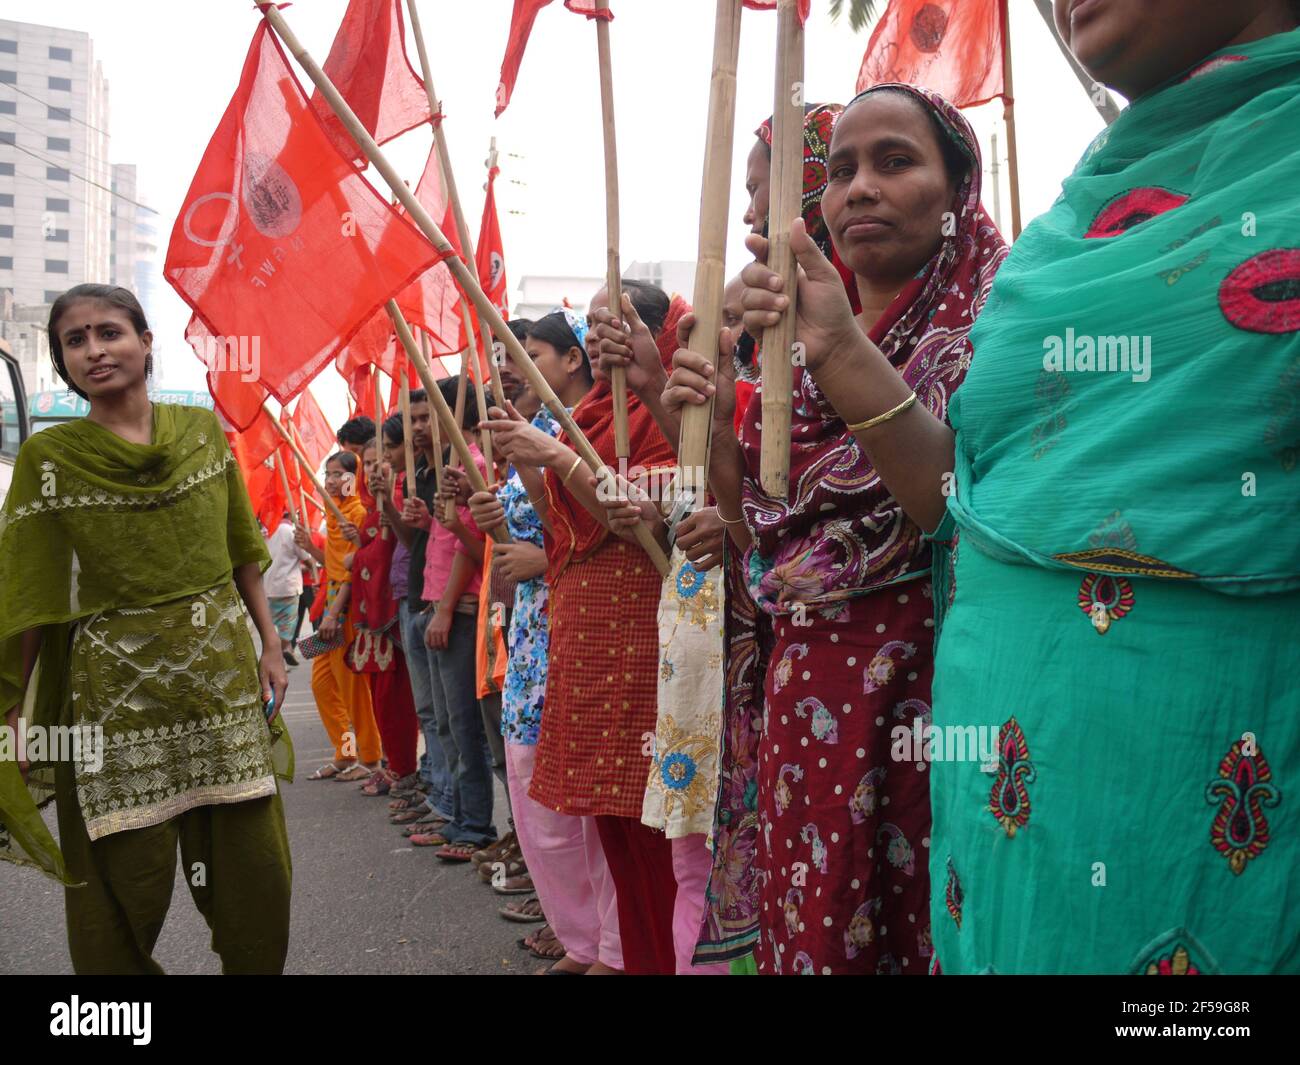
{"left": 375, "top": 389, "right": 454, "bottom": 828}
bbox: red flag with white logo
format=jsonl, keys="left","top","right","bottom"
{"left": 165, "top": 22, "right": 442, "bottom": 430}
{"left": 477, "top": 165, "right": 510, "bottom": 320}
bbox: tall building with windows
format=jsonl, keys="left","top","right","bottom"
{"left": 0, "top": 19, "right": 112, "bottom": 310}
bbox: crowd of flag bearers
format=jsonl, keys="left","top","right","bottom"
{"left": 2, "top": 0, "right": 1299, "bottom": 978}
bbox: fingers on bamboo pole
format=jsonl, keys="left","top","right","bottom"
{"left": 676, "top": 0, "right": 744, "bottom": 505}
{"left": 385, "top": 301, "right": 510, "bottom": 545}
{"left": 758, "top": 0, "right": 804, "bottom": 499}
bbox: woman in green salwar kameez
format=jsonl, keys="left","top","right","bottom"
{"left": 732, "top": 0, "right": 1300, "bottom": 972}
{"left": 0, "top": 284, "right": 293, "bottom": 974}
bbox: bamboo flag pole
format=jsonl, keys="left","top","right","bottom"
{"left": 268, "top": 406, "right": 348, "bottom": 526}
{"left": 399, "top": 358, "right": 417, "bottom": 492}
{"left": 593, "top": 0, "right": 629, "bottom": 459}
{"left": 385, "top": 300, "right": 510, "bottom": 545}
{"left": 419, "top": 331, "right": 445, "bottom": 497}
{"left": 675, "top": 0, "right": 743, "bottom": 506}
{"left": 405, "top": 0, "right": 507, "bottom": 411}
{"left": 373, "top": 371, "right": 390, "bottom": 540}
{"left": 1000, "top": 0, "right": 1023, "bottom": 239}
{"left": 276, "top": 447, "right": 318, "bottom": 579}
{"left": 758, "top": 0, "right": 804, "bottom": 498}
{"left": 257, "top": 1, "right": 667, "bottom": 575}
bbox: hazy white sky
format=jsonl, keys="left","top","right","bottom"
{"left": 7, "top": 0, "right": 1107, "bottom": 429}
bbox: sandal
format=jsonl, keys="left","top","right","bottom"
{"left": 401, "top": 815, "right": 449, "bottom": 837}
{"left": 500, "top": 896, "right": 546, "bottom": 924}
{"left": 390, "top": 804, "right": 435, "bottom": 824}
{"left": 334, "top": 763, "right": 375, "bottom": 783}
{"left": 409, "top": 831, "right": 454, "bottom": 848}
{"left": 435, "top": 842, "right": 478, "bottom": 863}
{"left": 388, "top": 793, "right": 427, "bottom": 812}
{"left": 494, "top": 873, "right": 536, "bottom": 897}
{"left": 471, "top": 830, "right": 518, "bottom": 868}
{"left": 361, "top": 770, "right": 396, "bottom": 796}
{"left": 308, "top": 761, "right": 352, "bottom": 780}
{"left": 479, "top": 854, "right": 527, "bottom": 884}
{"left": 527, "top": 924, "right": 566, "bottom": 961}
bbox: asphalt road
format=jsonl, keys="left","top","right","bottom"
{"left": 0, "top": 662, "right": 535, "bottom": 975}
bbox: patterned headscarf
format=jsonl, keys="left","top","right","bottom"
{"left": 740, "top": 83, "right": 1009, "bottom": 614}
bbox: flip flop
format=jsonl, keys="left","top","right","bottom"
{"left": 410, "top": 831, "right": 454, "bottom": 848}
{"left": 308, "top": 762, "right": 351, "bottom": 780}
{"left": 401, "top": 817, "right": 449, "bottom": 838}
{"left": 435, "top": 842, "right": 477, "bottom": 863}
{"left": 500, "top": 897, "right": 546, "bottom": 924}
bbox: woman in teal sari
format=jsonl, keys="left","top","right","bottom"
{"left": 733, "top": 0, "right": 1300, "bottom": 972}
{"left": 0, "top": 284, "right": 293, "bottom": 974}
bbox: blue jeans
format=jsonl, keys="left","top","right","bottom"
{"left": 425, "top": 607, "right": 497, "bottom": 846}
{"left": 400, "top": 600, "right": 454, "bottom": 820}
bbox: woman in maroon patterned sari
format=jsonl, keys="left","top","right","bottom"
{"left": 667, "top": 85, "right": 1007, "bottom": 973}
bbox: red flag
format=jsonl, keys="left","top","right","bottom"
{"left": 336, "top": 306, "right": 400, "bottom": 391}
{"left": 291, "top": 388, "right": 336, "bottom": 473}
{"left": 187, "top": 313, "right": 269, "bottom": 431}
{"left": 741, "top": 0, "right": 811, "bottom": 23}
{"left": 351, "top": 363, "right": 378, "bottom": 421}
{"left": 477, "top": 165, "right": 510, "bottom": 320}
{"left": 494, "top": 1, "right": 612, "bottom": 118}
{"left": 312, "top": 0, "right": 431, "bottom": 167}
{"left": 855, "top": 0, "right": 1006, "bottom": 107}
{"left": 395, "top": 143, "right": 463, "bottom": 354}
{"left": 165, "top": 23, "right": 442, "bottom": 428}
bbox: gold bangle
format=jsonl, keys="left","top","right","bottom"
{"left": 717, "top": 508, "right": 745, "bottom": 526}
{"left": 845, "top": 392, "right": 917, "bottom": 433}
{"left": 560, "top": 455, "right": 584, "bottom": 486}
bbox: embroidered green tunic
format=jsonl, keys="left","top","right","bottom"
{"left": 0, "top": 403, "right": 291, "bottom": 876}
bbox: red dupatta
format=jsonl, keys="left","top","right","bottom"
{"left": 543, "top": 296, "right": 691, "bottom": 579}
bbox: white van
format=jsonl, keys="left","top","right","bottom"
{"left": 0, "top": 341, "right": 29, "bottom": 509}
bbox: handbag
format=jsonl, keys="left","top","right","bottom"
{"left": 298, "top": 626, "right": 347, "bottom": 660}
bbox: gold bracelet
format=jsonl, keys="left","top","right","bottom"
{"left": 717, "top": 508, "right": 745, "bottom": 525}
{"left": 845, "top": 392, "right": 917, "bottom": 433}
{"left": 560, "top": 455, "right": 584, "bottom": 485}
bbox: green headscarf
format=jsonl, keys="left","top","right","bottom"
{"left": 0, "top": 404, "right": 277, "bottom": 880}
{"left": 948, "top": 27, "right": 1300, "bottom": 595}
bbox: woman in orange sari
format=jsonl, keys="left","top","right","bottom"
{"left": 297, "top": 451, "right": 381, "bottom": 780}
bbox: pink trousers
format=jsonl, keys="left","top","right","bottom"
{"left": 506, "top": 742, "right": 622, "bottom": 969}
{"left": 670, "top": 834, "right": 730, "bottom": 975}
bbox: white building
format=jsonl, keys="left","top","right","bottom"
{"left": 0, "top": 19, "right": 112, "bottom": 308}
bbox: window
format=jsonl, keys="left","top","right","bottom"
{"left": 47, "top": 136, "right": 70, "bottom": 151}
{"left": 0, "top": 40, "right": 16, "bottom": 54}
{"left": 44, "top": 289, "right": 64, "bottom": 302}
{"left": 46, "top": 166, "right": 69, "bottom": 182}
{"left": 0, "top": 193, "right": 12, "bottom": 207}
{"left": 45, "top": 228, "right": 68, "bottom": 242}
{"left": 46, "top": 197, "right": 69, "bottom": 212}
{"left": 48, "top": 76, "right": 71, "bottom": 91}
{"left": 49, "top": 46, "right": 72, "bottom": 61}
{"left": 0, "top": 224, "right": 12, "bottom": 237}
{"left": 0, "top": 132, "right": 13, "bottom": 145}
{"left": 0, "top": 101, "right": 14, "bottom": 115}
{"left": 45, "top": 259, "right": 69, "bottom": 273}
{"left": 0, "top": 71, "right": 15, "bottom": 84}
{"left": 0, "top": 163, "right": 12, "bottom": 176}
{"left": 47, "top": 106, "right": 70, "bottom": 122}
{"left": 0, "top": 257, "right": 12, "bottom": 269}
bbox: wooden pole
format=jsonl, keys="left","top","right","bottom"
{"left": 758, "top": 0, "right": 804, "bottom": 498}
{"left": 276, "top": 447, "right": 318, "bottom": 579}
{"left": 1000, "top": 0, "right": 1023, "bottom": 240}
{"left": 405, "top": 0, "right": 507, "bottom": 410}
{"left": 675, "top": 0, "right": 743, "bottom": 506}
{"left": 258, "top": 1, "right": 667, "bottom": 575}
{"left": 419, "top": 331, "right": 445, "bottom": 497}
{"left": 386, "top": 300, "right": 510, "bottom": 544}
{"left": 399, "top": 358, "right": 417, "bottom": 492}
{"left": 373, "top": 371, "right": 390, "bottom": 539}
{"left": 268, "top": 406, "right": 348, "bottom": 526}
{"left": 593, "top": 0, "right": 628, "bottom": 460}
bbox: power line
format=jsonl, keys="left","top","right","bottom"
{"left": 0, "top": 109, "right": 158, "bottom": 214}
{"left": 0, "top": 80, "right": 112, "bottom": 140}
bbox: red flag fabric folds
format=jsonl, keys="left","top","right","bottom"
{"left": 187, "top": 313, "right": 269, "bottom": 431}
{"left": 741, "top": 0, "right": 811, "bottom": 24}
{"left": 494, "top": 1, "right": 613, "bottom": 118}
{"left": 855, "top": 0, "right": 1006, "bottom": 107}
{"left": 165, "top": 22, "right": 441, "bottom": 429}
{"left": 395, "top": 143, "right": 464, "bottom": 354}
{"left": 477, "top": 165, "right": 510, "bottom": 320}
{"left": 291, "top": 388, "right": 336, "bottom": 474}
{"left": 312, "top": 0, "right": 431, "bottom": 167}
